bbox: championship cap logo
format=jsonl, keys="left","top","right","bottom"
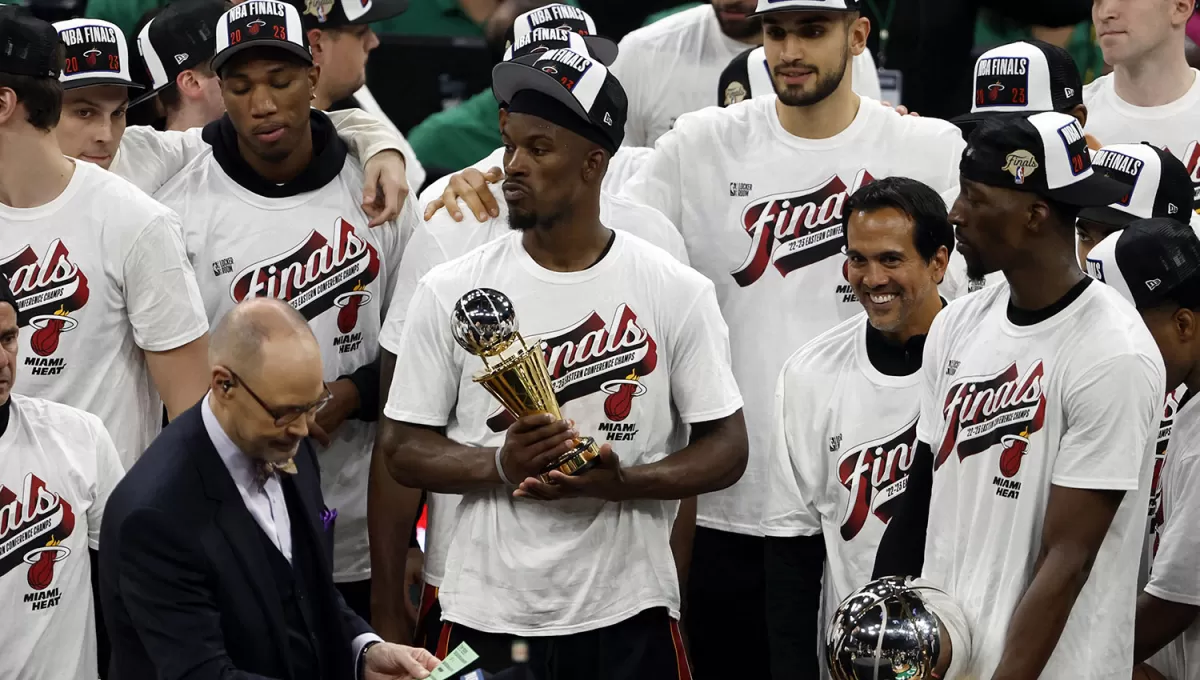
{"left": 1003, "top": 150, "right": 1039, "bottom": 185}
{"left": 305, "top": 0, "right": 335, "bottom": 21}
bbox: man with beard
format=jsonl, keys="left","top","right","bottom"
{"left": 876, "top": 112, "right": 1164, "bottom": 679}
{"left": 152, "top": 0, "right": 418, "bottom": 626}
{"left": 371, "top": 28, "right": 686, "bottom": 649}
{"left": 381, "top": 46, "right": 748, "bottom": 677}
{"left": 615, "top": 2, "right": 964, "bottom": 675}
{"left": 762, "top": 177, "right": 955, "bottom": 676}
{"left": 610, "top": 0, "right": 879, "bottom": 147}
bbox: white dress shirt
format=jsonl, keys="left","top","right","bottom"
{"left": 200, "top": 393, "right": 382, "bottom": 675}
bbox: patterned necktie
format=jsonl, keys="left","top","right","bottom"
{"left": 254, "top": 458, "right": 298, "bottom": 487}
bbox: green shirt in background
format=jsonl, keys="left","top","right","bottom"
{"left": 641, "top": 3, "right": 703, "bottom": 27}
{"left": 86, "top": 0, "right": 164, "bottom": 37}
{"left": 372, "top": 0, "right": 578, "bottom": 38}
{"left": 406, "top": 89, "right": 501, "bottom": 174}
{"left": 974, "top": 12, "right": 1107, "bottom": 85}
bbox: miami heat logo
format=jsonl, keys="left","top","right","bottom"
{"left": 732, "top": 170, "right": 874, "bottom": 287}
{"left": 0, "top": 474, "right": 75, "bottom": 592}
{"left": 83, "top": 48, "right": 101, "bottom": 67}
{"left": 247, "top": 19, "right": 266, "bottom": 35}
{"left": 988, "top": 81, "right": 1004, "bottom": 101}
{"left": 0, "top": 240, "right": 91, "bottom": 358}
{"left": 486, "top": 304, "right": 658, "bottom": 431}
{"left": 935, "top": 361, "right": 1047, "bottom": 473}
{"left": 229, "top": 218, "right": 380, "bottom": 327}
{"left": 836, "top": 417, "right": 919, "bottom": 541}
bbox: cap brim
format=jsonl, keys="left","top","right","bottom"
{"left": 212, "top": 40, "right": 312, "bottom": 73}
{"left": 750, "top": 4, "right": 857, "bottom": 16}
{"left": 62, "top": 77, "right": 145, "bottom": 91}
{"left": 951, "top": 109, "right": 1055, "bottom": 135}
{"left": 492, "top": 59, "right": 590, "bottom": 120}
{"left": 129, "top": 82, "right": 169, "bottom": 107}
{"left": 1046, "top": 172, "right": 1131, "bottom": 207}
{"left": 582, "top": 35, "right": 618, "bottom": 66}
{"left": 1077, "top": 205, "right": 1141, "bottom": 228}
{"left": 339, "top": 0, "right": 409, "bottom": 25}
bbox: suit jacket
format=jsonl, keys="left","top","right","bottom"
{"left": 99, "top": 402, "right": 372, "bottom": 680}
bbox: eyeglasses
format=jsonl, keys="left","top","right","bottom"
{"left": 228, "top": 370, "right": 333, "bottom": 427}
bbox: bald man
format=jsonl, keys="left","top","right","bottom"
{"left": 99, "top": 298, "right": 439, "bottom": 680}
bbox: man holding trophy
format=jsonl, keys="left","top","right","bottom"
{"left": 380, "top": 47, "right": 748, "bottom": 678}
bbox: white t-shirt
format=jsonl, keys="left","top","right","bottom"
{"left": 416, "top": 145, "right": 654, "bottom": 213}
{"left": 381, "top": 188, "right": 688, "bottom": 589}
{"left": 154, "top": 150, "right": 415, "bottom": 583}
{"left": 113, "top": 108, "right": 415, "bottom": 196}
{"left": 919, "top": 281, "right": 1165, "bottom": 679}
{"left": 620, "top": 94, "right": 964, "bottom": 535}
{"left": 0, "top": 160, "right": 208, "bottom": 467}
{"left": 0, "top": 393, "right": 123, "bottom": 680}
{"left": 1084, "top": 70, "right": 1200, "bottom": 214}
{"left": 1142, "top": 386, "right": 1189, "bottom": 587}
{"left": 1146, "top": 395, "right": 1200, "bottom": 680}
{"left": 384, "top": 230, "right": 742, "bottom": 635}
{"left": 762, "top": 313, "right": 920, "bottom": 635}
{"left": 610, "top": 4, "right": 881, "bottom": 148}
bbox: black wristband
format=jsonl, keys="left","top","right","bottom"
{"left": 340, "top": 356, "right": 382, "bottom": 423}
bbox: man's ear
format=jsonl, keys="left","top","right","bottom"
{"left": 306, "top": 28, "right": 324, "bottom": 60}
{"left": 308, "top": 64, "right": 321, "bottom": 95}
{"left": 581, "top": 147, "right": 607, "bottom": 185}
{"left": 176, "top": 69, "right": 202, "bottom": 100}
{"left": 0, "top": 88, "right": 20, "bottom": 127}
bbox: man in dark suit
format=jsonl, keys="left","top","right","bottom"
{"left": 99, "top": 297, "right": 440, "bottom": 680}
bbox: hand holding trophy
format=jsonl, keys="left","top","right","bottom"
{"left": 451, "top": 288, "right": 601, "bottom": 484}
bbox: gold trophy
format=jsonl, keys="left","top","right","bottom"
{"left": 451, "top": 288, "right": 600, "bottom": 483}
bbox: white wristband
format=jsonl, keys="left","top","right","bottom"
{"left": 496, "top": 448, "right": 516, "bottom": 486}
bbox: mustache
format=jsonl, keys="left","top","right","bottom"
{"left": 774, "top": 61, "right": 819, "bottom": 76}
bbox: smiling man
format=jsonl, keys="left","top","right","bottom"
{"left": 151, "top": 0, "right": 418, "bottom": 626}
{"left": 762, "top": 177, "right": 953, "bottom": 677}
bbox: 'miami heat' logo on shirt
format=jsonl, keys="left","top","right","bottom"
{"left": 732, "top": 170, "right": 875, "bottom": 287}
{"left": 836, "top": 416, "right": 919, "bottom": 541}
{"left": 485, "top": 304, "right": 658, "bottom": 442}
{"left": 0, "top": 473, "right": 75, "bottom": 609}
{"left": 229, "top": 217, "right": 380, "bottom": 336}
{"left": 935, "top": 361, "right": 1047, "bottom": 494}
{"left": 0, "top": 241, "right": 91, "bottom": 369}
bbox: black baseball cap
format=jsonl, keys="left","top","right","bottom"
{"left": 492, "top": 47, "right": 626, "bottom": 153}
{"left": 502, "top": 28, "right": 591, "bottom": 65}
{"left": 132, "top": 0, "right": 226, "bottom": 106}
{"left": 752, "top": 0, "right": 860, "bottom": 14}
{"left": 288, "top": 0, "right": 408, "bottom": 30}
{"left": 718, "top": 45, "right": 771, "bottom": 107}
{"left": 504, "top": 4, "right": 617, "bottom": 67}
{"left": 952, "top": 40, "right": 1084, "bottom": 135}
{"left": 961, "top": 112, "right": 1128, "bottom": 207}
{"left": 53, "top": 18, "right": 143, "bottom": 91}
{"left": 1085, "top": 217, "right": 1200, "bottom": 309}
{"left": 212, "top": 0, "right": 311, "bottom": 74}
{"left": 1079, "top": 143, "right": 1195, "bottom": 228}
{"left": 0, "top": 5, "right": 62, "bottom": 79}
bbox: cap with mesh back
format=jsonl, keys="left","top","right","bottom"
{"left": 287, "top": 0, "right": 408, "bottom": 30}
{"left": 132, "top": 0, "right": 226, "bottom": 107}
{"left": 718, "top": 45, "right": 772, "bottom": 107}
{"left": 1078, "top": 143, "right": 1195, "bottom": 228}
{"left": 54, "top": 19, "right": 142, "bottom": 91}
{"left": 1086, "top": 217, "right": 1200, "bottom": 309}
{"left": 960, "top": 111, "right": 1128, "bottom": 207}
{"left": 752, "top": 0, "right": 860, "bottom": 15}
{"left": 492, "top": 47, "right": 626, "bottom": 152}
{"left": 504, "top": 4, "right": 617, "bottom": 66}
{"left": 212, "top": 0, "right": 310, "bottom": 74}
{"left": 0, "top": 5, "right": 62, "bottom": 78}
{"left": 952, "top": 40, "right": 1083, "bottom": 134}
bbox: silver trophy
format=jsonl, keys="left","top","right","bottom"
{"left": 827, "top": 576, "right": 957, "bottom": 680}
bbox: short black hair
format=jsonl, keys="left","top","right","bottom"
{"left": 845, "top": 176, "right": 955, "bottom": 262}
{"left": 0, "top": 72, "right": 63, "bottom": 131}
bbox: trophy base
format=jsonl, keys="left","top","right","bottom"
{"left": 538, "top": 436, "right": 601, "bottom": 484}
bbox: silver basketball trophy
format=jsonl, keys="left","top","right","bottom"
{"left": 827, "top": 576, "right": 958, "bottom": 680}
{"left": 451, "top": 288, "right": 600, "bottom": 484}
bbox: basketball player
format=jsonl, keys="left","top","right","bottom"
{"left": 762, "top": 177, "right": 952, "bottom": 676}
{"left": 382, "top": 47, "right": 747, "bottom": 677}
{"left": 876, "top": 112, "right": 1164, "bottom": 678}
{"left": 151, "top": 0, "right": 418, "bottom": 623}
{"left": 0, "top": 6, "right": 210, "bottom": 468}
{"left": 1083, "top": 219, "right": 1200, "bottom": 680}
{"left": 615, "top": 2, "right": 965, "bottom": 671}
{"left": 0, "top": 266, "right": 125, "bottom": 680}
{"left": 1087, "top": 0, "right": 1200, "bottom": 213}
{"left": 371, "top": 29, "right": 688, "bottom": 649}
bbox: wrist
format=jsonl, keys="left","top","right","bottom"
{"left": 495, "top": 446, "right": 516, "bottom": 486}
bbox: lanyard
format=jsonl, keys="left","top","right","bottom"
{"left": 862, "top": 0, "right": 897, "bottom": 67}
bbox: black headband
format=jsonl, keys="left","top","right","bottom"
{"left": 507, "top": 89, "right": 615, "bottom": 154}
